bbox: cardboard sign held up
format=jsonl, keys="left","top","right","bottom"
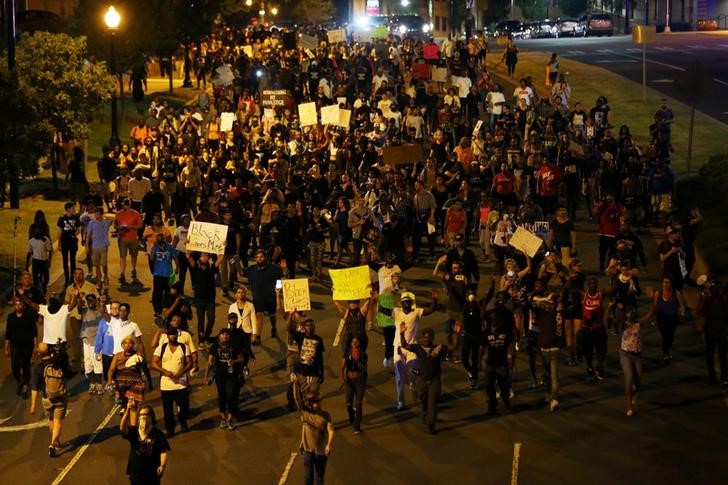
{"left": 327, "top": 28, "right": 346, "bottom": 44}
{"left": 282, "top": 278, "right": 311, "bottom": 312}
{"left": 337, "top": 109, "right": 351, "bottom": 128}
{"left": 220, "top": 112, "right": 235, "bottom": 132}
{"left": 509, "top": 226, "right": 544, "bottom": 258}
{"left": 320, "top": 105, "right": 340, "bottom": 125}
{"left": 383, "top": 144, "right": 425, "bottom": 166}
{"left": 330, "top": 266, "right": 371, "bottom": 301}
{"left": 298, "top": 102, "right": 318, "bottom": 127}
{"left": 261, "top": 89, "right": 289, "bottom": 108}
{"left": 431, "top": 67, "right": 448, "bottom": 83}
{"left": 300, "top": 34, "right": 318, "bottom": 50}
{"left": 187, "top": 221, "right": 229, "bottom": 255}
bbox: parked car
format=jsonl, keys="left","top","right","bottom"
{"left": 531, "top": 19, "right": 557, "bottom": 38}
{"left": 552, "top": 18, "right": 585, "bottom": 37}
{"left": 578, "top": 13, "right": 614, "bottom": 36}
{"left": 494, "top": 20, "right": 523, "bottom": 38}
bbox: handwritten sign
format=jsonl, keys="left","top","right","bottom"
{"left": 300, "top": 34, "right": 318, "bottom": 50}
{"left": 521, "top": 221, "right": 550, "bottom": 243}
{"left": 187, "top": 221, "right": 229, "bottom": 255}
{"left": 327, "top": 28, "right": 346, "bottom": 44}
{"left": 261, "top": 89, "right": 289, "bottom": 108}
{"left": 509, "top": 226, "right": 544, "bottom": 258}
{"left": 320, "top": 105, "right": 340, "bottom": 125}
{"left": 220, "top": 112, "right": 235, "bottom": 132}
{"left": 330, "top": 265, "right": 371, "bottom": 301}
{"left": 337, "top": 109, "right": 351, "bottom": 128}
{"left": 298, "top": 102, "right": 318, "bottom": 127}
{"left": 431, "top": 67, "right": 448, "bottom": 83}
{"left": 282, "top": 278, "right": 311, "bottom": 312}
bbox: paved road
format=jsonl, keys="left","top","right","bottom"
{"left": 517, "top": 32, "right": 728, "bottom": 123}
{"left": 1, "top": 213, "right": 727, "bottom": 484}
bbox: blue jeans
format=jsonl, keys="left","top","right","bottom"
{"left": 619, "top": 350, "right": 642, "bottom": 397}
{"left": 302, "top": 450, "right": 327, "bottom": 485}
{"left": 541, "top": 348, "right": 560, "bottom": 401}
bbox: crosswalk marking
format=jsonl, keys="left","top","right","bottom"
{"left": 566, "top": 50, "right": 586, "bottom": 55}
{"left": 655, "top": 46, "right": 676, "bottom": 51}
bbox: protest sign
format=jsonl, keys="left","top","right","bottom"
{"left": 320, "top": 105, "right": 340, "bottom": 125}
{"left": 431, "top": 67, "right": 448, "bottom": 83}
{"left": 336, "top": 109, "right": 351, "bottom": 128}
{"left": 383, "top": 144, "right": 425, "bottom": 165}
{"left": 242, "top": 45, "right": 253, "bottom": 58}
{"left": 509, "top": 226, "right": 544, "bottom": 258}
{"left": 261, "top": 89, "right": 289, "bottom": 108}
{"left": 300, "top": 34, "right": 318, "bottom": 50}
{"left": 423, "top": 44, "right": 440, "bottom": 60}
{"left": 412, "top": 62, "right": 430, "bottom": 80}
{"left": 330, "top": 266, "right": 371, "bottom": 301}
{"left": 521, "top": 221, "right": 550, "bottom": 243}
{"left": 220, "top": 112, "right": 235, "bottom": 132}
{"left": 298, "top": 102, "right": 318, "bottom": 127}
{"left": 327, "top": 28, "right": 346, "bottom": 44}
{"left": 187, "top": 221, "right": 229, "bottom": 255}
{"left": 282, "top": 278, "right": 311, "bottom": 312}
{"left": 473, "top": 120, "right": 483, "bottom": 134}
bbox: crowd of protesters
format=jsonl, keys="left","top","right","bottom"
{"left": 4, "top": 20, "right": 728, "bottom": 484}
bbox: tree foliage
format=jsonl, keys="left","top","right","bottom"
{"left": 517, "top": 0, "right": 548, "bottom": 21}
{"left": 483, "top": 0, "right": 511, "bottom": 26}
{"left": 560, "top": 0, "right": 589, "bottom": 17}
{"left": 288, "top": 0, "right": 335, "bottom": 25}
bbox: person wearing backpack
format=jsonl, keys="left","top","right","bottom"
{"left": 29, "top": 343, "right": 73, "bottom": 457}
{"left": 151, "top": 327, "right": 192, "bottom": 438}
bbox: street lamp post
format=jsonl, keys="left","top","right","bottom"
{"left": 104, "top": 6, "right": 121, "bottom": 147}
{"left": 664, "top": 0, "right": 672, "bottom": 32}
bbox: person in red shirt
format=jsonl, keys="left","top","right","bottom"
{"left": 491, "top": 164, "right": 519, "bottom": 211}
{"left": 114, "top": 198, "right": 144, "bottom": 284}
{"left": 444, "top": 200, "right": 467, "bottom": 247}
{"left": 536, "top": 160, "right": 562, "bottom": 218}
{"left": 594, "top": 194, "right": 623, "bottom": 272}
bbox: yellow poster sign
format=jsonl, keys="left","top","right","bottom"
{"left": 282, "top": 278, "right": 311, "bottom": 312}
{"left": 329, "top": 265, "right": 371, "bottom": 301}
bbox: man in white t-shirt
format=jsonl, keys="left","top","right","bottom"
{"left": 110, "top": 303, "right": 145, "bottom": 357}
{"left": 151, "top": 328, "right": 192, "bottom": 437}
{"left": 391, "top": 291, "right": 438, "bottom": 410}
{"left": 39, "top": 297, "right": 77, "bottom": 345}
{"left": 512, "top": 78, "right": 535, "bottom": 107}
{"left": 154, "top": 315, "right": 199, "bottom": 374}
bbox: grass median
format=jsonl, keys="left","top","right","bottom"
{"left": 486, "top": 49, "right": 728, "bottom": 175}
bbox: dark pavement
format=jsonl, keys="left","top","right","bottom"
{"left": 1, "top": 216, "right": 727, "bottom": 484}
{"left": 517, "top": 32, "right": 728, "bottom": 124}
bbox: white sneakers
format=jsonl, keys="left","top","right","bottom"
{"left": 383, "top": 357, "right": 391, "bottom": 368}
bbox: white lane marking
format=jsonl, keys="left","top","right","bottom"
{"left": 511, "top": 442, "right": 522, "bottom": 485}
{"left": 567, "top": 50, "right": 586, "bottom": 55}
{"left": 616, "top": 53, "right": 728, "bottom": 87}
{"left": 651, "top": 79, "right": 674, "bottom": 83}
{"left": 50, "top": 405, "right": 119, "bottom": 485}
{"left": 278, "top": 452, "right": 298, "bottom": 485}
{"left": 596, "top": 49, "right": 614, "bottom": 54}
{"left": 655, "top": 46, "right": 677, "bottom": 51}
{"left": 625, "top": 48, "right": 642, "bottom": 53}
{"left": 0, "top": 409, "right": 72, "bottom": 432}
{"left": 686, "top": 45, "right": 708, "bottom": 50}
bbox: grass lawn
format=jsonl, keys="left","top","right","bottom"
{"left": 486, "top": 49, "right": 728, "bottom": 175}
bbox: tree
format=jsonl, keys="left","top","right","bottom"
{"left": 483, "top": 0, "right": 511, "bottom": 26}
{"left": 288, "top": 0, "right": 335, "bottom": 25}
{"left": 10, "top": 32, "right": 115, "bottom": 194}
{"left": 517, "top": 0, "right": 548, "bottom": 21}
{"left": 0, "top": 70, "right": 53, "bottom": 208}
{"left": 560, "top": 0, "right": 589, "bottom": 17}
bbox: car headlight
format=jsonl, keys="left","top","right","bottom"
{"left": 422, "top": 24, "right": 430, "bottom": 33}
{"left": 399, "top": 25, "right": 407, "bottom": 34}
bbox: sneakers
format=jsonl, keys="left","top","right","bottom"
{"left": 219, "top": 420, "right": 227, "bottom": 429}
{"left": 594, "top": 369, "right": 605, "bottom": 382}
{"left": 549, "top": 399, "right": 559, "bottom": 412}
{"left": 396, "top": 401, "right": 405, "bottom": 411}
{"left": 226, "top": 419, "right": 235, "bottom": 431}
{"left": 354, "top": 427, "right": 362, "bottom": 435}
{"left": 49, "top": 445, "right": 56, "bottom": 458}
{"left": 382, "top": 358, "right": 391, "bottom": 369}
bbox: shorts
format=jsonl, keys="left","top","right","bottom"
{"left": 253, "top": 300, "right": 276, "bottom": 315}
{"left": 118, "top": 239, "right": 139, "bottom": 257}
{"left": 91, "top": 247, "right": 109, "bottom": 266}
{"left": 42, "top": 397, "right": 68, "bottom": 421}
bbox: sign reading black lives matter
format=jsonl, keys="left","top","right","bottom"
{"left": 261, "top": 90, "right": 289, "bottom": 108}
{"left": 187, "top": 222, "right": 229, "bottom": 255}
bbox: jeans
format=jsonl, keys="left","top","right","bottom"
{"left": 619, "top": 350, "right": 642, "bottom": 397}
{"left": 461, "top": 333, "right": 482, "bottom": 381}
{"left": 195, "top": 298, "right": 216, "bottom": 339}
{"left": 416, "top": 377, "right": 441, "bottom": 426}
{"left": 215, "top": 372, "right": 240, "bottom": 414}
{"left": 485, "top": 365, "right": 511, "bottom": 410}
{"left": 657, "top": 314, "right": 679, "bottom": 355}
{"left": 10, "top": 343, "right": 33, "bottom": 386}
{"left": 161, "top": 388, "right": 190, "bottom": 433}
{"left": 60, "top": 240, "right": 78, "bottom": 284}
{"left": 152, "top": 276, "right": 170, "bottom": 314}
{"left": 345, "top": 373, "right": 366, "bottom": 429}
{"left": 541, "top": 348, "right": 560, "bottom": 401}
{"left": 382, "top": 326, "right": 395, "bottom": 360}
{"left": 31, "top": 258, "right": 49, "bottom": 294}
{"left": 579, "top": 326, "right": 607, "bottom": 374}
{"left": 302, "top": 450, "right": 327, "bottom": 485}
{"left": 394, "top": 348, "right": 417, "bottom": 404}
{"left": 705, "top": 335, "right": 728, "bottom": 382}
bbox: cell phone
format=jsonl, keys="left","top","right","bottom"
{"left": 276, "top": 280, "right": 282, "bottom": 290}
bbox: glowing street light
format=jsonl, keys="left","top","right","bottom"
{"left": 259, "top": 9, "right": 265, "bottom": 15}
{"left": 271, "top": 6, "right": 278, "bottom": 16}
{"left": 104, "top": 5, "right": 120, "bottom": 29}
{"left": 245, "top": 0, "right": 253, "bottom": 6}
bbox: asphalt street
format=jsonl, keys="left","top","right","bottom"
{"left": 516, "top": 32, "right": 728, "bottom": 123}
{"left": 1, "top": 213, "right": 727, "bottom": 484}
